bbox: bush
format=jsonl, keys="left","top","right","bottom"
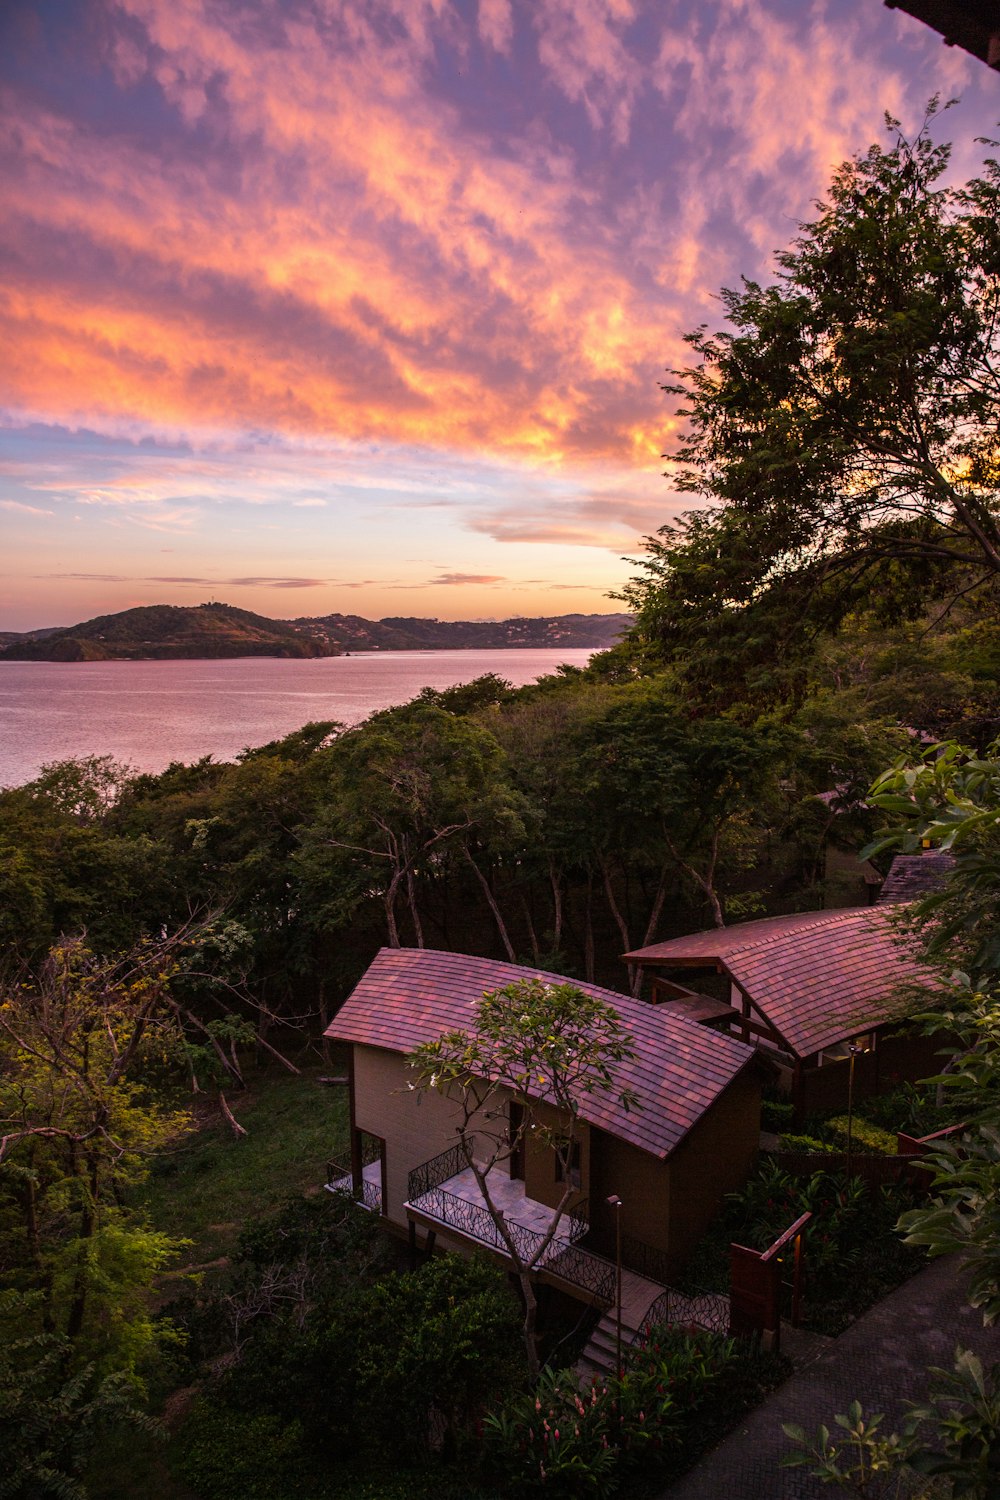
{"left": 685, "top": 1159, "right": 926, "bottom": 1334}
{"left": 776, "top": 1132, "right": 838, "bottom": 1154}
{"left": 826, "top": 1115, "right": 898, "bottom": 1155}
{"left": 761, "top": 1099, "right": 795, "bottom": 1132}
{"left": 482, "top": 1329, "right": 755, "bottom": 1497}
{"left": 176, "top": 1402, "right": 310, "bottom": 1500}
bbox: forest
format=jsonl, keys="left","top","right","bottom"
{"left": 2, "top": 108, "right": 1000, "bottom": 1498}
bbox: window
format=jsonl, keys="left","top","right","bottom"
{"left": 554, "top": 1140, "right": 581, "bottom": 1190}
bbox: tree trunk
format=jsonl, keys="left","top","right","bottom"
{"left": 548, "top": 860, "right": 563, "bottom": 952}
{"left": 317, "top": 980, "right": 332, "bottom": 1067}
{"left": 519, "top": 891, "right": 541, "bottom": 964}
{"left": 600, "top": 858, "right": 635, "bottom": 991}
{"left": 584, "top": 871, "right": 595, "bottom": 983}
{"left": 384, "top": 868, "right": 403, "bottom": 946}
{"left": 465, "top": 847, "right": 516, "bottom": 961}
{"left": 65, "top": 1149, "right": 98, "bottom": 1345}
{"left": 518, "top": 1269, "right": 541, "bottom": 1377}
{"left": 406, "top": 865, "right": 425, "bottom": 948}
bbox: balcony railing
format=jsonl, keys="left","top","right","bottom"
{"left": 630, "top": 1284, "right": 732, "bottom": 1347}
{"left": 406, "top": 1138, "right": 614, "bottom": 1305}
{"left": 407, "top": 1137, "right": 478, "bottom": 1202}
{"left": 326, "top": 1158, "right": 382, "bottom": 1214}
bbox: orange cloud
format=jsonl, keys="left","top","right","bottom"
{"left": 0, "top": 0, "right": 988, "bottom": 504}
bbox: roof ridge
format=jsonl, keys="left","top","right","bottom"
{"left": 717, "top": 906, "right": 878, "bottom": 958}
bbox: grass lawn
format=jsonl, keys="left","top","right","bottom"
{"left": 138, "top": 1053, "right": 351, "bottom": 1273}
{"left": 87, "top": 1055, "right": 352, "bottom": 1499}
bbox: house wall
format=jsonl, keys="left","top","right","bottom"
{"left": 522, "top": 1099, "right": 590, "bottom": 1216}
{"left": 587, "top": 1130, "right": 671, "bottom": 1257}
{"left": 665, "top": 1068, "right": 761, "bottom": 1274}
{"left": 351, "top": 1043, "right": 498, "bottom": 1229}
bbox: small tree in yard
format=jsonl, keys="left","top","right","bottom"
{"left": 408, "top": 978, "right": 638, "bottom": 1374}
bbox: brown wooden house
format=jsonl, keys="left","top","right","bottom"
{"left": 325, "top": 948, "right": 763, "bottom": 1292}
{"left": 624, "top": 907, "right": 943, "bottom": 1118}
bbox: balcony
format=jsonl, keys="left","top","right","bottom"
{"left": 405, "top": 1139, "right": 615, "bottom": 1304}
{"left": 326, "top": 1156, "right": 382, "bottom": 1214}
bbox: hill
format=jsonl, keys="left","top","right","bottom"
{"left": 0, "top": 603, "right": 335, "bottom": 661}
{"left": 0, "top": 606, "right": 631, "bottom": 660}
{"left": 293, "top": 611, "right": 631, "bottom": 652}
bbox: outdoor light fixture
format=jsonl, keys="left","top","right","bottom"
{"left": 607, "top": 1194, "right": 623, "bottom": 1375}
{"left": 845, "top": 1039, "right": 872, "bottom": 1177}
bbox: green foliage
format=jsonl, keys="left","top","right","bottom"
{"left": 783, "top": 1399, "right": 922, "bottom": 1498}
{"left": 483, "top": 1328, "right": 787, "bottom": 1498}
{"left": 623, "top": 106, "right": 1000, "bottom": 709}
{"left": 777, "top": 1132, "right": 839, "bottom": 1154}
{"left": 181, "top": 1246, "right": 523, "bottom": 1487}
{"left": 0, "top": 1289, "right": 159, "bottom": 1500}
{"left": 694, "top": 1159, "right": 924, "bottom": 1334}
{"left": 784, "top": 1349, "right": 1000, "bottom": 1500}
{"left": 866, "top": 749, "right": 1000, "bottom": 1324}
{"left": 827, "top": 1116, "right": 899, "bottom": 1156}
{"left": 761, "top": 1098, "right": 795, "bottom": 1132}
{"left": 175, "top": 1402, "right": 309, "bottom": 1500}
{"left": 351, "top": 1255, "right": 525, "bottom": 1457}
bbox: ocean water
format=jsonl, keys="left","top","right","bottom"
{"left": 0, "top": 648, "right": 593, "bottom": 787}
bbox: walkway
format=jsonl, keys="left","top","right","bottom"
{"left": 660, "top": 1255, "right": 1000, "bottom": 1500}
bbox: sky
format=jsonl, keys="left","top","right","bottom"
{"left": 1, "top": 0, "right": 998, "bottom": 632}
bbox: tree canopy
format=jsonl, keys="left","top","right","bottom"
{"left": 624, "top": 103, "right": 1000, "bottom": 706}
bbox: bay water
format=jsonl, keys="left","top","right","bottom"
{"left": 0, "top": 649, "right": 593, "bottom": 787}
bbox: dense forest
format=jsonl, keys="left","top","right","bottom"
{"left": 3, "top": 108, "right": 1000, "bottom": 1498}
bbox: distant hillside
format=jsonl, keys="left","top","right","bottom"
{"left": 0, "top": 603, "right": 336, "bottom": 661}
{"left": 1, "top": 606, "right": 632, "bottom": 660}
{"left": 294, "top": 612, "right": 632, "bottom": 652}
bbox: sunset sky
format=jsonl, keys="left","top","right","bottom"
{"left": 2, "top": 0, "right": 998, "bottom": 632}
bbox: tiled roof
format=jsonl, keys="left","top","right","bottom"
{"left": 326, "top": 948, "right": 758, "bottom": 1161}
{"left": 876, "top": 851, "right": 955, "bottom": 905}
{"left": 625, "top": 908, "right": 936, "bottom": 1058}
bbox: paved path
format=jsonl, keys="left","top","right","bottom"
{"left": 661, "top": 1256, "right": 1000, "bottom": 1499}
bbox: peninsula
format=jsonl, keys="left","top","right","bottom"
{"left": 0, "top": 602, "right": 631, "bottom": 661}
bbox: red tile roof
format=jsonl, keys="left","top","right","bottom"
{"left": 326, "top": 948, "right": 758, "bottom": 1160}
{"left": 625, "top": 908, "right": 935, "bottom": 1058}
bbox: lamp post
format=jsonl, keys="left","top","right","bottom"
{"left": 607, "top": 1194, "right": 623, "bottom": 1376}
{"left": 845, "top": 1040, "right": 868, "bottom": 1178}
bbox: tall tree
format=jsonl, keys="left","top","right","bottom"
{"left": 868, "top": 741, "right": 1000, "bottom": 1323}
{"left": 624, "top": 103, "right": 1000, "bottom": 705}
{"left": 409, "top": 977, "right": 638, "bottom": 1374}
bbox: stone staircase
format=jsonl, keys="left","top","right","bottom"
{"left": 577, "top": 1267, "right": 665, "bottom": 1380}
{"left": 577, "top": 1274, "right": 734, "bottom": 1381}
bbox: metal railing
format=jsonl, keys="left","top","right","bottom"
{"left": 620, "top": 1230, "right": 672, "bottom": 1286}
{"left": 630, "top": 1284, "right": 732, "bottom": 1347}
{"left": 408, "top": 1181, "right": 613, "bottom": 1303}
{"left": 407, "top": 1137, "right": 478, "bottom": 1201}
{"left": 326, "top": 1158, "right": 382, "bottom": 1214}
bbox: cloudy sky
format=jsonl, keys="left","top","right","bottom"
{"left": 1, "top": 0, "right": 997, "bottom": 631}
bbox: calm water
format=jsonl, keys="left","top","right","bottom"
{"left": 0, "top": 649, "right": 593, "bottom": 787}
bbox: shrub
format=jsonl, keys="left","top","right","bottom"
{"left": 483, "top": 1366, "right": 620, "bottom": 1498}
{"left": 761, "top": 1099, "right": 795, "bottom": 1132}
{"left": 826, "top": 1115, "right": 898, "bottom": 1155}
{"left": 176, "top": 1402, "right": 310, "bottom": 1500}
{"left": 776, "top": 1132, "right": 838, "bottom": 1154}
{"left": 483, "top": 1328, "right": 744, "bottom": 1497}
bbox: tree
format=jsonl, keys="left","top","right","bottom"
{"left": 867, "top": 741, "right": 1000, "bottom": 1325}
{"left": 408, "top": 977, "right": 638, "bottom": 1374}
{"left": 624, "top": 103, "right": 1000, "bottom": 705}
{"left": 0, "top": 938, "right": 194, "bottom": 1365}
{"left": 0, "top": 1289, "right": 158, "bottom": 1500}
{"left": 298, "top": 704, "right": 525, "bottom": 953}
